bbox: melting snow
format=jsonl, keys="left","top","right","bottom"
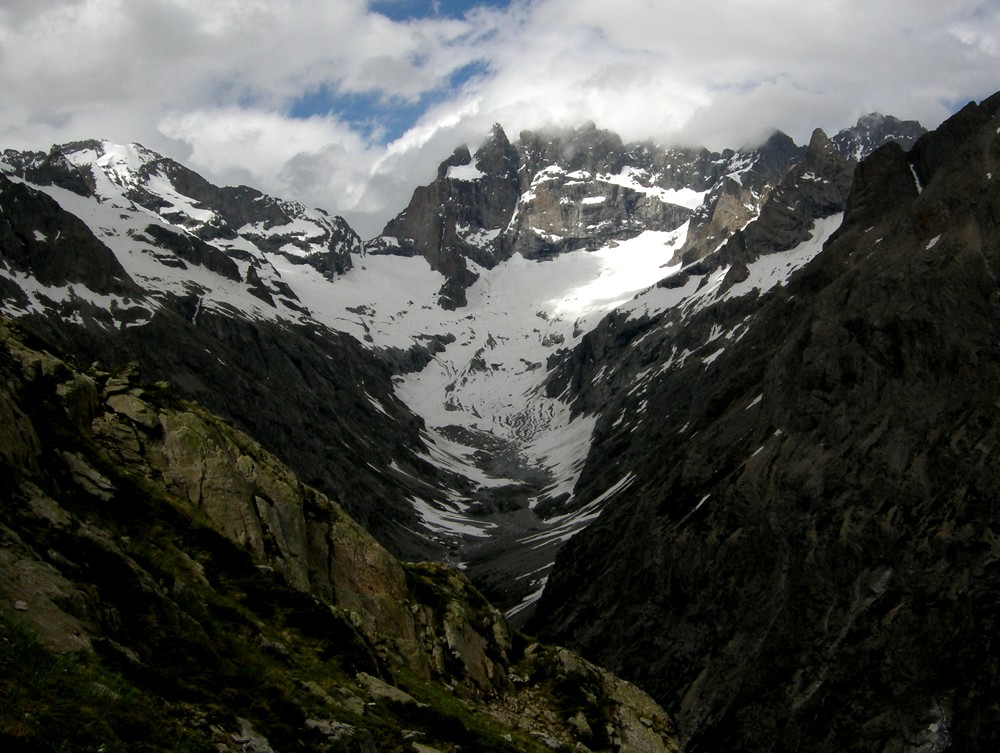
{"left": 506, "top": 575, "right": 549, "bottom": 619}
{"left": 409, "top": 496, "right": 496, "bottom": 539}
{"left": 447, "top": 162, "right": 485, "bottom": 181}
{"left": 598, "top": 167, "right": 709, "bottom": 209}
{"left": 723, "top": 214, "right": 843, "bottom": 300}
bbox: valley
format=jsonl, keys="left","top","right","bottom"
{"left": 6, "top": 95, "right": 999, "bottom": 753}
{"left": 0, "top": 118, "right": 898, "bottom": 621}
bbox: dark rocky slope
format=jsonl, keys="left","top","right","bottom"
{"left": 532, "top": 93, "right": 1000, "bottom": 752}
{"left": 0, "top": 320, "right": 681, "bottom": 753}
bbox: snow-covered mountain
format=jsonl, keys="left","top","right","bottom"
{"left": 0, "top": 112, "right": 925, "bottom": 618}
{"left": 9, "top": 91, "right": 1000, "bottom": 753}
{"left": 0, "top": 140, "right": 462, "bottom": 560}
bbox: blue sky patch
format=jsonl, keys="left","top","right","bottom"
{"left": 371, "top": 0, "right": 510, "bottom": 22}
{"left": 288, "top": 60, "right": 491, "bottom": 143}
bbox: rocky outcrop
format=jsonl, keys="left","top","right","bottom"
{"left": 375, "top": 123, "right": 810, "bottom": 307}
{"left": 506, "top": 163, "right": 691, "bottom": 259}
{"left": 678, "top": 131, "right": 804, "bottom": 262}
{"left": 700, "top": 127, "right": 854, "bottom": 273}
{"left": 0, "top": 319, "right": 681, "bottom": 753}
{"left": 532, "top": 92, "right": 1000, "bottom": 753}
{"left": 679, "top": 116, "right": 925, "bottom": 264}
{"left": 375, "top": 125, "right": 522, "bottom": 308}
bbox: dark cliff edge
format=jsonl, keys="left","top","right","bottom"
{"left": 533, "top": 93, "right": 1000, "bottom": 752}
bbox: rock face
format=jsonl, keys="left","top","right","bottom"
{"left": 678, "top": 131, "right": 804, "bottom": 263}
{"left": 508, "top": 125, "right": 696, "bottom": 259}
{"left": 372, "top": 123, "right": 823, "bottom": 309}
{"left": 531, "top": 93, "right": 1000, "bottom": 752}
{"left": 375, "top": 125, "right": 522, "bottom": 308}
{"left": 673, "top": 127, "right": 854, "bottom": 289}
{"left": 0, "top": 173, "right": 142, "bottom": 300}
{"left": 0, "top": 320, "right": 681, "bottom": 753}
{"left": 831, "top": 112, "right": 927, "bottom": 163}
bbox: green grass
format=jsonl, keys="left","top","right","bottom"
{"left": 0, "top": 609, "right": 212, "bottom": 753}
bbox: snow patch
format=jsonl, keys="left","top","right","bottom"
{"left": 723, "top": 213, "right": 843, "bottom": 300}
{"left": 598, "top": 166, "right": 709, "bottom": 209}
{"left": 447, "top": 162, "right": 485, "bottom": 181}
{"left": 409, "top": 496, "right": 496, "bottom": 539}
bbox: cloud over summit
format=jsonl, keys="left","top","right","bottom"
{"left": 2, "top": 0, "right": 997, "bottom": 236}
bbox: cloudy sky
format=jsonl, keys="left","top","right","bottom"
{"left": 2, "top": 0, "right": 997, "bottom": 237}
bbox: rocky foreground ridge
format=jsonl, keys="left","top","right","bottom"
{"left": 532, "top": 94, "right": 1000, "bottom": 752}
{"left": 0, "top": 319, "right": 680, "bottom": 752}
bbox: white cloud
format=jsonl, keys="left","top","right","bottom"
{"left": 2, "top": 0, "right": 998, "bottom": 237}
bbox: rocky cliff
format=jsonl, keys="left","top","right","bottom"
{"left": 373, "top": 125, "right": 522, "bottom": 309}
{"left": 372, "top": 116, "right": 921, "bottom": 313}
{"left": 0, "top": 319, "right": 681, "bottom": 753}
{"left": 531, "top": 94, "right": 1000, "bottom": 752}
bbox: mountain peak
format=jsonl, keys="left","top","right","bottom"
{"left": 807, "top": 127, "right": 832, "bottom": 152}
{"left": 487, "top": 121, "right": 510, "bottom": 144}
{"left": 832, "top": 112, "right": 926, "bottom": 162}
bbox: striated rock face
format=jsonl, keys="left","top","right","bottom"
{"left": 531, "top": 92, "right": 1000, "bottom": 752}
{"left": 692, "top": 127, "right": 854, "bottom": 277}
{"left": 508, "top": 125, "right": 696, "bottom": 259}
{"left": 678, "top": 131, "right": 804, "bottom": 263}
{"left": 0, "top": 320, "right": 681, "bottom": 753}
